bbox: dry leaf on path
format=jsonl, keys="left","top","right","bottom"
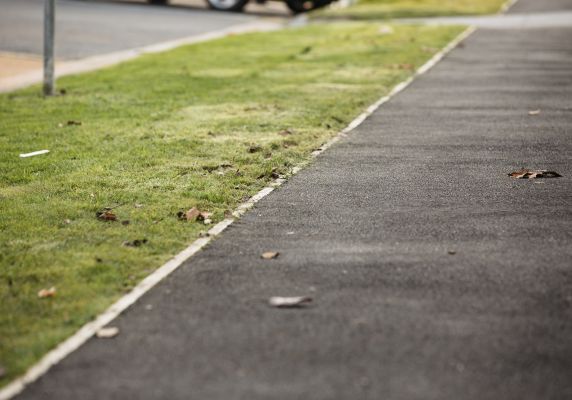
{"left": 528, "top": 109, "right": 541, "bottom": 115}
{"left": 509, "top": 169, "right": 562, "bottom": 179}
{"left": 261, "top": 251, "right": 279, "bottom": 260}
{"left": 38, "top": 287, "right": 56, "bottom": 298}
{"left": 268, "top": 296, "right": 312, "bottom": 308}
{"left": 96, "top": 327, "right": 119, "bottom": 339}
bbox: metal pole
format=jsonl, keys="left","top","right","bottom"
{"left": 43, "top": 0, "right": 55, "bottom": 96}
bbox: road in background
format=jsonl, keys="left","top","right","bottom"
{"left": 0, "top": 0, "right": 288, "bottom": 60}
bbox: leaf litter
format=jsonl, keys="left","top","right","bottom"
{"left": 261, "top": 251, "right": 279, "bottom": 259}
{"left": 177, "top": 207, "right": 211, "bottom": 222}
{"left": 96, "top": 208, "right": 117, "bottom": 221}
{"left": 38, "top": 287, "right": 56, "bottom": 298}
{"left": 509, "top": 169, "right": 562, "bottom": 179}
{"left": 268, "top": 296, "right": 313, "bottom": 308}
{"left": 96, "top": 326, "right": 119, "bottom": 339}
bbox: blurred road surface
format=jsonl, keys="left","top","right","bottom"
{"left": 0, "top": 0, "right": 290, "bottom": 60}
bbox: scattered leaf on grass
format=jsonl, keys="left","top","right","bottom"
{"left": 509, "top": 169, "right": 562, "bottom": 179}
{"left": 96, "top": 327, "right": 119, "bottom": 339}
{"left": 528, "top": 109, "right": 541, "bottom": 116}
{"left": 134, "top": 203, "right": 143, "bottom": 208}
{"left": 300, "top": 46, "right": 312, "bottom": 55}
{"left": 177, "top": 207, "right": 211, "bottom": 222}
{"left": 278, "top": 129, "right": 294, "bottom": 136}
{"left": 123, "top": 239, "right": 147, "bottom": 247}
{"left": 59, "top": 88, "right": 67, "bottom": 95}
{"left": 38, "top": 287, "right": 56, "bottom": 298}
{"left": 63, "top": 219, "right": 71, "bottom": 225}
{"left": 203, "top": 218, "right": 212, "bottom": 225}
{"left": 121, "top": 220, "right": 130, "bottom": 226}
{"left": 268, "top": 296, "right": 312, "bottom": 308}
{"left": 248, "top": 145, "right": 262, "bottom": 153}
{"left": 96, "top": 208, "right": 117, "bottom": 221}
{"left": 261, "top": 251, "right": 279, "bottom": 259}
{"left": 67, "top": 120, "right": 82, "bottom": 126}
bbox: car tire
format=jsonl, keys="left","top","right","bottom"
{"left": 285, "top": 0, "right": 331, "bottom": 13}
{"left": 206, "top": 0, "right": 249, "bottom": 11}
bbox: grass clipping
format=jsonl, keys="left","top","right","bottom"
{"left": 0, "top": 22, "right": 463, "bottom": 384}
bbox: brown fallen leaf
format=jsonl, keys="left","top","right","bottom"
{"left": 509, "top": 169, "right": 562, "bottom": 179}
{"left": 248, "top": 145, "right": 262, "bottom": 153}
{"left": 134, "top": 203, "right": 143, "bottom": 208}
{"left": 268, "top": 296, "right": 312, "bottom": 308}
{"left": 63, "top": 219, "right": 72, "bottom": 224}
{"left": 177, "top": 207, "right": 211, "bottom": 222}
{"left": 278, "top": 129, "right": 294, "bottom": 136}
{"left": 448, "top": 250, "right": 457, "bottom": 255}
{"left": 67, "top": 120, "right": 82, "bottom": 126}
{"left": 528, "top": 109, "right": 541, "bottom": 116}
{"left": 96, "top": 326, "right": 119, "bottom": 339}
{"left": 180, "top": 207, "right": 199, "bottom": 221}
{"left": 123, "top": 239, "right": 147, "bottom": 247}
{"left": 96, "top": 208, "right": 117, "bottom": 221}
{"left": 261, "top": 251, "right": 280, "bottom": 260}
{"left": 197, "top": 211, "right": 212, "bottom": 222}
{"left": 38, "top": 287, "right": 56, "bottom": 298}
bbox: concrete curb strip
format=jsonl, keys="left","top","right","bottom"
{"left": 0, "top": 25, "right": 476, "bottom": 400}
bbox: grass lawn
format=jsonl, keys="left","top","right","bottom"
{"left": 0, "top": 22, "right": 464, "bottom": 385}
{"left": 313, "top": 0, "right": 509, "bottom": 20}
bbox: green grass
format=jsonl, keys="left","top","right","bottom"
{"left": 0, "top": 22, "right": 463, "bottom": 385}
{"left": 313, "top": 0, "right": 509, "bottom": 20}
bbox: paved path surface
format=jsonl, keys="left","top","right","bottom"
{"left": 0, "top": 0, "right": 286, "bottom": 60}
{"left": 14, "top": 0, "right": 572, "bottom": 399}
{"left": 400, "top": 10, "right": 572, "bottom": 29}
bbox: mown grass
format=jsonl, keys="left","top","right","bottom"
{"left": 0, "top": 22, "right": 463, "bottom": 385}
{"left": 313, "top": 0, "right": 509, "bottom": 20}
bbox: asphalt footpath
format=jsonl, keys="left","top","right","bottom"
{"left": 15, "top": 1, "right": 572, "bottom": 399}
